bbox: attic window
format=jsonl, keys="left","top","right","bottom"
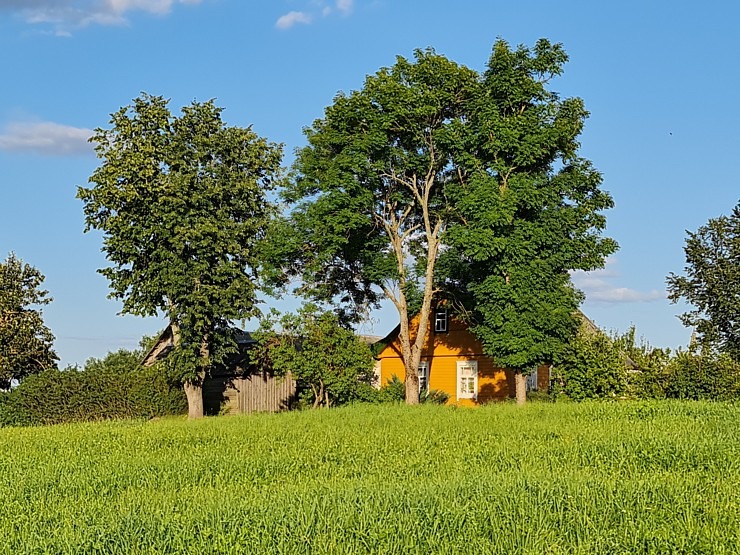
{"left": 434, "top": 309, "right": 448, "bottom": 333}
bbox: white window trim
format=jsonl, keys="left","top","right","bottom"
{"left": 434, "top": 308, "right": 448, "bottom": 333}
{"left": 418, "top": 361, "right": 429, "bottom": 393}
{"left": 456, "top": 360, "right": 478, "bottom": 400}
{"left": 526, "top": 368, "right": 539, "bottom": 392}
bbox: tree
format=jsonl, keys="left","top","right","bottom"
{"left": 283, "top": 40, "right": 615, "bottom": 406}
{"left": 0, "top": 253, "right": 58, "bottom": 389}
{"left": 283, "top": 50, "right": 478, "bottom": 404}
{"left": 667, "top": 201, "right": 740, "bottom": 359}
{"left": 78, "top": 94, "right": 283, "bottom": 418}
{"left": 442, "top": 39, "right": 617, "bottom": 404}
{"left": 253, "top": 305, "right": 375, "bottom": 408}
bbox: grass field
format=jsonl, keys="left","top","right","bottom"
{"left": 0, "top": 401, "right": 738, "bottom": 554}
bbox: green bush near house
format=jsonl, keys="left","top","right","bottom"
{"left": 552, "top": 330, "right": 627, "bottom": 400}
{"left": 0, "top": 348, "right": 185, "bottom": 426}
{"left": 662, "top": 350, "right": 740, "bottom": 400}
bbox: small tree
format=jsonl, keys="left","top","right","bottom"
{"left": 78, "top": 93, "right": 283, "bottom": 418}
{"left": 667, "top": 201, "right": 740, "bottom": 359}
{"left": 0, "top": 253, "right": 57, "bottom": 389}
{"left": 253, "top": 306, "right": 375, "bottom": 408}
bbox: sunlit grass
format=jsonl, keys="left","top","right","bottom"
{"left": 0, "top": 401, "right": 738, "bottom": 554}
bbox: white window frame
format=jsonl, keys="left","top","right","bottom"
{"left": 456, "top": 360, "right": 478, "bottom": 400}
{"left": 418, "top": 361, "right": 429, "bottom": 393}
{"left": 434, "top": 308, "right": 448, "bottom": 333}
{"left": 526, "top": 368, "right": 539, "bottom": 392}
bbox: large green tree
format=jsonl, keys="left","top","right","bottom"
{"left": 78, "top": 94, "right": 283, "bottom": 418}
{"left": 443, "top": 39, "right": 617, "bottom": 404}
{"left": 283, "top": 40, "right": 614, "bottom": 405}
{"left": 667, "top": 201, "right": 740, "bottom": 358}
{"left": 283, "top": 50, "right": 478, "bottom": 404}
{"left": 0, "top": 253, "right": 58, "bottom": 389}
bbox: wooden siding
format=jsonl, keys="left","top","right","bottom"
{"left": 203, "top": 372, "right": 296, "bottom": 415}
{"left": 376, "top": 313, "right": 549, "bottom": 404}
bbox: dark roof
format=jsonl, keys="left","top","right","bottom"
{"left": 141, "top": 325, "right": 256, "bottom": 367}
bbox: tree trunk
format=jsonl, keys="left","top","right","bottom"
{"left": 515, "top": 371, "right": 527, "bottom": 406}
{"left": 184, "top": 380, "right": 204, "bottom": 419}
{"left": 405, "top": 370, "right": 420, "bottom": 405}
{"left": 166, "top": 311, "right": 206, "bottom": 419}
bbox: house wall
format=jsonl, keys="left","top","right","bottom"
{"left": 203, "top": 372, "right": 296, "bottom": 415}
{"left": 376, "top": 313, "right": 549, "bottom": 404}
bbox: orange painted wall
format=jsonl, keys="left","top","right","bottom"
{"left": 376, "top": 313, "right": 551, "bottom": 404}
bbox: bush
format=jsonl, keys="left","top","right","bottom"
{"left": 0, "top": 349, "right": 186, "bottom": 427}
{"left": 374, "top": 375, "right": 450, "bottom": 405}
{"left": 662, "top": 350, "right": 740, "bottom": 401}
{"left": 253, "top": 306, "right": 376, "bottom": 409}
{"left": 553, "top": 330, "right": 627, "bottom": 400}
{"left": 377, "top": 375, "right": 406, "bottom": 403}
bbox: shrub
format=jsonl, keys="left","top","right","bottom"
{"left": 377, "top": 375, "right": 406, "bottom": 403}
{"left": 0, "top": 348, "right": 186, "bottom": 427}
{"left": 552, "top": 330, "right": 627, "bottom": 400}
{"left": 663, "top": 349, "right": 740, "bottom": 401}
{"left": 375, "top": 375, "right": 450, "bottom": 405}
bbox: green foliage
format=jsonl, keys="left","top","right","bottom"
{"left": 617, "top": 328, "right": 672, "bottom": 399}
{"left": 420, "top": 388, "right": 450, "bottom": 405}
{"left": 374, "top": 375, "right": 450, "bottom": 404}
{"left": 553, "top": 326, "right": 627, "bottom": 400}
{"left": 78, "top": 94, "right": 283, "bottom": 395}
{"left": 662, "top": 348, "right": 740, "bottom": 401}
{"left": 0, "top": 402, "right": 738, "bottom": 553}
{"left": 253, "top": 305, "right": 376, "bottom": 408}
{"left": 281, "top": 40, "right": 615, "bottom": 405}
{"left": 0, "top": 253, "right": 58, "bottom": 389}
{"left": 0, "top": 345, "right": 185, "bottom": 427}
{"left": 443, "top": 39, "right": 617, "bottom": 380}
{"left": 667, "top": 201, "right": 740, "bottom": 358}
{"left": 280, "top": 47, "right": 480, "bottom": 403}
{"left": 283, "top": 50, "right": 477, "bottom": 319}
{"left": 376, "top": 374, "right": 406, "bottom": 403}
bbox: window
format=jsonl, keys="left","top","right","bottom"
{"left": 434, "top": 308, "right": 448, "bottom": 333}
{"left": 456, "top": 360, "right": 478, "bottom": 400}
{"left": 526, "top": 368, "right": 539, "bottom": 392}
{"left": 418, "top": 361, "right": 429, "bottom": 393}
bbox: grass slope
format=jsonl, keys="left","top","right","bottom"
{"left": 0, "top": 401, "right": 738, "bottom": 554}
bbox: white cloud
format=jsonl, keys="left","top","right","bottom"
{"left": 275, "top": 10, "right": 312, "bottom": 29}
{"left": 571, "top": 257, "right": 665, "bottom": 304}
{"left": 276, "top": 0, "right": 354, "bottom": 29}
{"left": 0, "top": 0, "right": 203, "bottom": 32}
{"left": 0, "top": 121, "right": 94, "bottom": 156}
{"left": 335, "top": 0, "right": 353, "bottom": 15}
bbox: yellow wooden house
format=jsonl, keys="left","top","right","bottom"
{"left": 375, "top": 308, "right": 550, "bottom": 405}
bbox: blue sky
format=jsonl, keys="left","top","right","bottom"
{"left": 1, "top": 0, "right": 738, "bottom": 367}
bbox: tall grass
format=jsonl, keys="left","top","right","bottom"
{"left": 0, "top": 401, "right": 738, "bottom": 554}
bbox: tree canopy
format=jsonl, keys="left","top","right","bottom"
{"left": 0, "top": 253, "right": 58, "bottom": 390}
{"left": 78, "top": 93, "right": 283, "bottom": 417}
{"left": 442, "top": 39, "right": 617, "bottom": 403}
{"left": 667, "top": 201, "right": 740, "bottom": 358}
{"left": 282, "top": 48, "right": 478, "bottom": 403}
{"left": 281, "top": 39, "right": 615, "bottom": 404}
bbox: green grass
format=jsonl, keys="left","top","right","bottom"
{"left": 0, "top": 401, "right": 738, "bottom": 554}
